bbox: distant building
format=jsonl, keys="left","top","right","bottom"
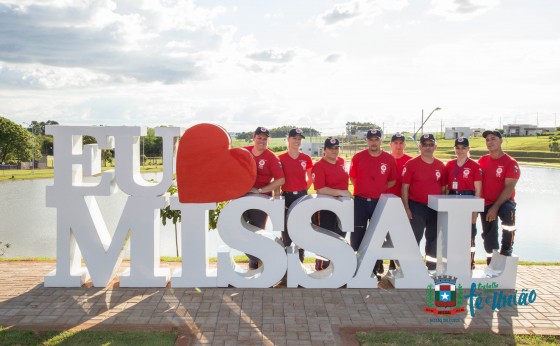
{"left": 346, "top": 130, "right": 368, "bottom": 142}
{"left": 472, "top": 128, "right": 485, "bottom": 137}
{"left": 300, "top": 142, "right": 323, "bottom": 157}
{"left": 444, "top": 127, "right": 473, "bottom": 139}
{"left": 503, "top": 124, "right": 556, "bottom": 136}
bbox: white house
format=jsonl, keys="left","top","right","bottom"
{"left": 300, "top": 142, "right": 323, "bottom": 157}
{"left": 444, "top": 127, "right": 473, "bottom": 139}
{"left": 503, "top": 124, "right": 556, "bottom": 136}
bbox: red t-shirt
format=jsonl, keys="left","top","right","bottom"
{"left": 445, "top": 158, "right": 482, "bottom": 192}
{"left": 279, "top": 152, "right": 313, "bottom": 192}
{"left": 244, "top": 146, "right": 285, "bottom": 189}
{"left": 478, "top": 154, "right": 520, "bottom": 206}
{"left": 312, "top": 157, "right": 348, "bottom": 191}
{"left": 402, "top": 156, "right": 446, "bottom": 204}
{"left": 386, "top": 153, "right": 412, "bottom": 196}
{"left": 349, "top": 150, "right": 398, "bottom": 199}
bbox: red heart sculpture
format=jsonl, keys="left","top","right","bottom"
{"left": 176, "top": 123, "right": 256, "bottom": 203}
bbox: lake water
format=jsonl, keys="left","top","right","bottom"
{"left": 0, "top": 167, "right": 559, "bottom": 262}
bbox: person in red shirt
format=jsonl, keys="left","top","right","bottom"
{"left": 445, "top": 137, "right": 482, "bottom": 270}
{"left": 387, "top": 133, "right": 412, "bottom": 197}
{"left": 478, "top": 130, "right": 520, "bottom": 263}
{"left": 401, "top": 134, "right": 446, "bottom": 272}
{"left": 386, "top": 132, "right": 412, "bottom": 271}
{"left": 279, "top": 128, "right": 313, "bottom": 262}
{"left": 312, "top": 137, "right": 351, "bottom": 270}
{"left": 243, "top": 127, "right": 285, "bottom": 270}
{"left": 349, "top": 129, "right": 397, "bottom": 276}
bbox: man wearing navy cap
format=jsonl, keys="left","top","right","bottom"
{"left": 478, "top": 130, "right": 520, "bottom": 265}
{"left": 243, "top": 126, "right": 285, "bottom": 269}
{"left": 349, "top": 129, "right": 398, "bottom": 276}
{"left": 401, "top": 134, "right": 447, "bottom": 272}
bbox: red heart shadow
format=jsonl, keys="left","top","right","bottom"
{"left": 176, "top": 123, "right": 256, "bottom": 203}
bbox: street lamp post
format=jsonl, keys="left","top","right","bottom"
{"left": 23, "top": 122, "right": 36, "bottom": 173}
{"left": 412, "top": 107, "right": 441, "bottom": 148}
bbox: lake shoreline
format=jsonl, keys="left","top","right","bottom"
{"left": 1, "top": 161, "right": 559, "bottom": 182}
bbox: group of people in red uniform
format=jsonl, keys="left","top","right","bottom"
{"left": 242, "top": 126, "right": 520, "bottom": 275}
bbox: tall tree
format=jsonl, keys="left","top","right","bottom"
{"left": 345, "top": 121, "right": 381, "bottom": 135}
{"left": 0, "top": 116, "right": 40, "bottom": 163}
{"left": 236, "top": 126, "right": 321, "bottom": 139}
{"left": 142, "top": 128, "right": 163, "bottom": 157}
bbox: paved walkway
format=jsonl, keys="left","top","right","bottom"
{"left": 1, "top": 262, "right": 559, "bottom": 345}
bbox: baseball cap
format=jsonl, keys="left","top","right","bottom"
{"left": 254, "top": 127, "right": 270, "bottom": 137}
{"left": 482, "top": 130, "right": 502, "bottom": 139}
{"left": 366, "top": 129, "right": 382, "bottom": 139}
{"left": 419, "top": 133, "right": 436, "bottom": 143}
{"left": 391, "top": 133, "right": 405, "bottom": 142}
{"left": 324, "top": 137, "right": 340, "bottom": 149}
{"left": 454, "top": 137, "right": 470, "bottom": 147}
{"left": 288, "top": 128, "right": 305, "bottom": 138}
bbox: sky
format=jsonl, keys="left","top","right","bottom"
{"left": 1, "top": 0, "right": 559, "bottom": 135}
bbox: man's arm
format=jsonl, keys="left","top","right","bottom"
{"left": 250, "top": 178, "right": 285, "bottom": 194}
{"left": 317, "top": 186, "right": 352, "bottom": 197}
{"left": 485, "top": 178, "right": 518, "bottom": 222}
{"left": 401, "top": 183, "right": 412, "bottom": 219}
{"left": 305, "top": 168, "right": 313, "bottom": 190}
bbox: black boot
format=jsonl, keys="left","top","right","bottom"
{"left": 374, "top": 260, "right": 384, "bottom": 274}
{"left": 500, "top": 230, "right": 515, "bottom": 256}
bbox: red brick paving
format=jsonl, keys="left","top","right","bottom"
{"left": 1, "top": 261, "right": 559, "bottom": 345}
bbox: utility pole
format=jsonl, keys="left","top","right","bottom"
{"left": 413, "top": 107, "right": 441, "bottom": 146}
{"left": 421, "top": 109, "right": 424, "bottom": 136}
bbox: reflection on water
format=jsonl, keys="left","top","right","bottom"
{"left": 0, "top": 167, "right": 559, "bottom": 262}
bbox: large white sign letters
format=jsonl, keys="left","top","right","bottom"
{"left": 44, "top": 126, "right": 518, "bottom": 289}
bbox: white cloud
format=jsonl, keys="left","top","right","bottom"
{"left": 0, "top": 0, "right": 229, "bottom": 87}
{"left": 428, "top": 0, "right": 501, "bottom": 21}
{"left": 316, "top": 0, "right": 408, "bottom": 28}
{"left": 246, "top": 49, "right": 296, "bottom": 64}
{"left": 324, "top": 53, "right": 343, "bottom": 63}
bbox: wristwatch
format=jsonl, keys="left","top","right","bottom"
{"left": 258, "top": 188, "right": 263, "bottom": 193}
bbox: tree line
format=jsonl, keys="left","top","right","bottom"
{"left": 235, "top": 125, "right": 321, "bottom": 141}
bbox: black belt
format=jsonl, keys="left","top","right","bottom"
{"left": 355, "top": 195, "right": 379, "bottom": 202}
{"left": 448, "top": 190, "right": 475, "bottom": 196}
{"left": 282, "top": 190, "right": 307, "bottom": 196}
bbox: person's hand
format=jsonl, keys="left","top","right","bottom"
{"left": 405, "top": 208, "right": 413, "bottom": 220}
{"left": 340, "top": 190, "right": 352, "bottom": 198}
{"left": 485, "top": 206, "right": 498, "bottom": 222}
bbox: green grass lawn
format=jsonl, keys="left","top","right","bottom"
{"left": 356, "top": 331, "right": 560, "bottom": 346}
{"left": 2, "top": 328, "right": 558, "bottom": 346}
{"left": 0, "top": 327, "right": 178, "bottom": 346}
